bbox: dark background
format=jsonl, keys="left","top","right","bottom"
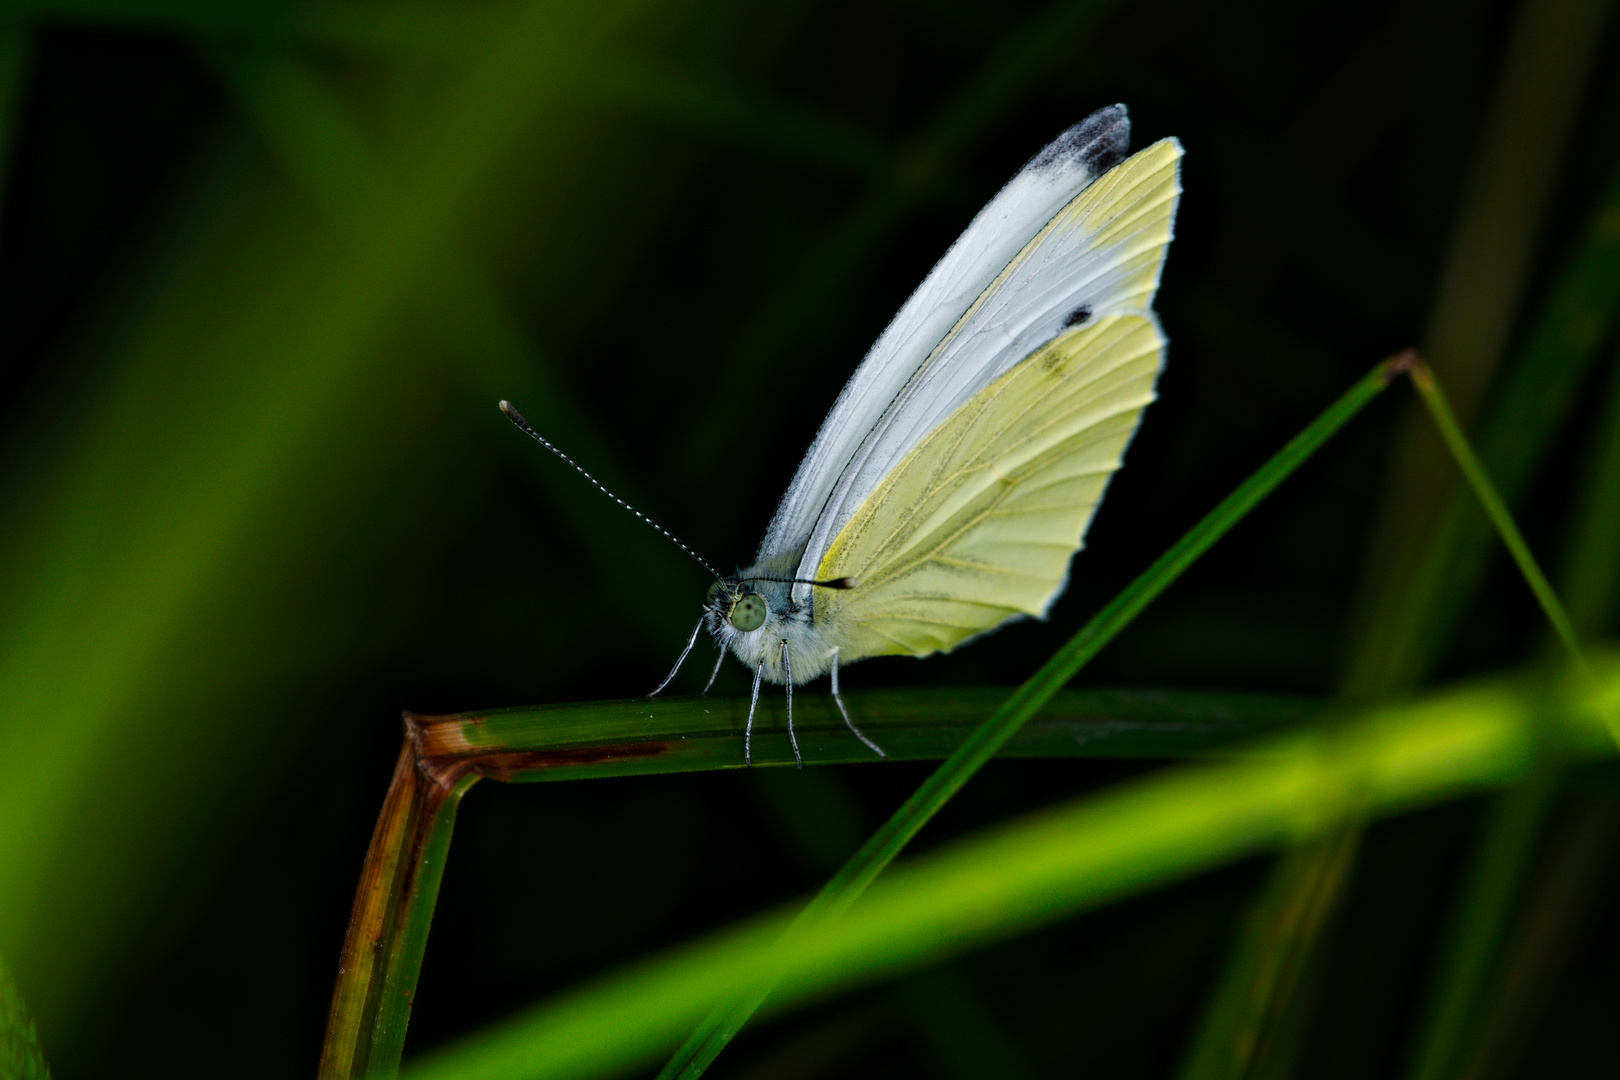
{"left": 1, "top": 0, "right": 1617, "bottom": 1076}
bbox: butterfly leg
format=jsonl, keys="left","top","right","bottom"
{"left": 650, "top": 615, "right": 705, "bottom": 696}
{"left": 781, "top": 640, "right": 803, "bottom": 770}
{"left": 702, "top": 646, "right": 725, "bottom": 695}
{"left": 745, "top": 656, "right": 765, "bottom": 766}
{"left": 830, "top": 649, "right": 886, "bottom": 759}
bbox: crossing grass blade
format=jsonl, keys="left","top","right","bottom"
{"left": 654, "top": 355, "right": 1409, "bottom": 1079}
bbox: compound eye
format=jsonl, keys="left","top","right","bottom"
{"left": 705, "top": 581, "right": 723, "bottom": 605}
{"left": 729, "top": 592, "right": 768, "bottom": 632}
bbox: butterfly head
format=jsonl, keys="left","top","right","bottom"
{"left": 706, "top": 580, "right": 770, "bottom": 633}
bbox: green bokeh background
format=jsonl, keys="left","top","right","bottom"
{"left": 2, "top": 0, "right": 1618, "bottom": 1076}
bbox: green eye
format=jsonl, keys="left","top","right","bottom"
{"left": 705, "top": 581, "right": 722, "bottom": 605}
{"left": 729, "top": 592, "right": 767, "bottom": 632}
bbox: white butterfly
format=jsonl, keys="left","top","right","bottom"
{"left": 505, "top": 104, "right": 1181, "bottom": 766}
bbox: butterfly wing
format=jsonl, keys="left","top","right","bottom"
{"left": 811, "top": 314, "right": 1163, "bottom": 661}
{"left": 794, "top": 135, "right": 1182, "bottom": 604}
{"left": 759, "top": 105, "right": 1134, "bottom": 568}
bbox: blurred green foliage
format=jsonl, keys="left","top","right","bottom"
{"left": 1, "top": 0, "right": 1618, "bottom": 1077}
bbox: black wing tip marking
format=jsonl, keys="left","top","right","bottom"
{"left": 1030, "top": 104, "right": 1131, "bottom": 179}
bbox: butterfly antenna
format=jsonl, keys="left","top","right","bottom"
{"left": 499, "top": 400, "right": 719, "bottom": 580}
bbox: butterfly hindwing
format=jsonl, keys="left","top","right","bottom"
{"left": 812, "top": 314, "right": 1164, "bottom": 662}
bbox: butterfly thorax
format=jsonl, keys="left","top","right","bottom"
{"left": 703, "top": 550, "right": 838, "bottom": 685}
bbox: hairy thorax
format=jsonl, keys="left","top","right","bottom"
{"left": 703, "top": 552, "right": 841, "bottom": 685}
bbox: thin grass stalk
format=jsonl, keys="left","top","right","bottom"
{"left": 656, "top": 355, "right": 1410, "bottom": 1079}
{"left": 1412, "top": 161, "right": 1620, "bottom": 677}
{"left": 1387, "top": 360, "right": 1614, "bottom": 1078}
{"left": 1407, "top": 364, "right": 1589, "bottom": 671}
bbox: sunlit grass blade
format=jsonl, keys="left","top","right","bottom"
{"left": 0, "top": 951, "right": 51, "bottom": 1080}
{"left": 754, "top": 769, "right": 1034, "bottom": 1077}
{"left": 656, "top": 355, "right": 1409, "bottom": 1079}
{"left": 403, "top": 660, "right": 1620, "bottom": 1080}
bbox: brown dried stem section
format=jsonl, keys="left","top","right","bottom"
{"left": 318, "top": 712, "right": 675, "bottom": 1079}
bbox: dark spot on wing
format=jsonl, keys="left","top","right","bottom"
{"left": 1028, "top": 104, "right": 1131, "bottom": 179}
{"left": 1063, "top": 305, "right": 1093, "bottom": 328}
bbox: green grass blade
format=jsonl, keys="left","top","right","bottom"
{"left": 402, "top": 662, "right": 1619, "bottom": 1080}
{"left": 412, "top": 687, "right": 1321, "bottom": 780}
{"left": 0, "top": 952, "right": 51, "bottom": 1080}
{"left": 656, "top": 357, "right": 1407, "bottom": 1079}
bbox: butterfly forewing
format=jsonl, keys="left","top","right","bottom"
{"left": 759, "top": 106, "right": 1133, "bottom": 567}
{"left": 794, "top": 138, "right": 1183, "bottom": 598}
